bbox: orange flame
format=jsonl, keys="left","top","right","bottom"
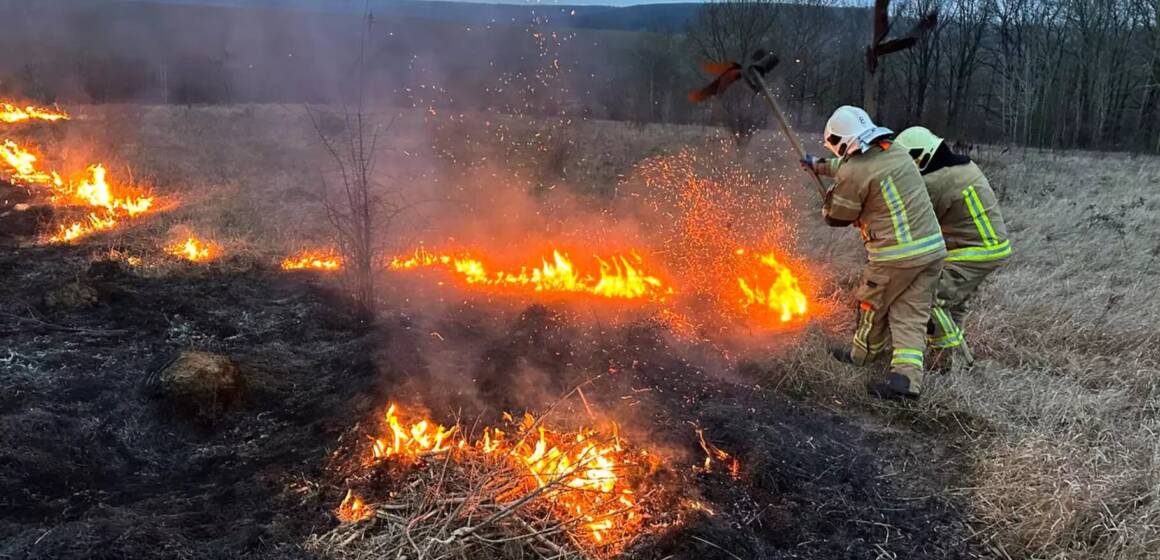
{"left": 388, "top": 248, "right": 668, "bottom": 301}
{"left": 167, "top": 236, "right": 216, "bottom": 262}
{"left": 0, "top": 138, "right": 156, "bottom": 243}
{"left": 335, "top": 489, "right": 372, "bottom": 523}
{"left": 356, "top": 403, "right": 648, "bottom": 549}
{"left": 49, "top": 213, "right": 118, "bottom": 243}
{"left": 281, "top": 250, "right": 342, "bottom": 271}
{"left": 65, "top": 164, "right": 153, "bottom": 216}
{"left": 695, "top": 428, "right": 740, "bottom": 479}
{"left": 736, "top": 250, "right": 808, "bottom": 323}
{"left": 0, "top": 140, "right": 61, "bottom": 185}
{"left": 0, "top": 102, "right": 69, "bottom": 124}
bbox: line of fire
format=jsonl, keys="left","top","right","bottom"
{"left": 0, "top": 96, "right": 819, "bottom": 557}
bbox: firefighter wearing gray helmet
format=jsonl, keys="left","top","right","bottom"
{"left": 800, "top": 106, "right": 946, "bottom": 400}
{"left": 894, "top": 126, "right": 1011, "bottom": 356}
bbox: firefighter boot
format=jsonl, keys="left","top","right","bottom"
{"left": 830, "top": 346, "right": 856, "bottom": 365}
{"left": 866, "top": 371, "right": 921, "bottom": 401}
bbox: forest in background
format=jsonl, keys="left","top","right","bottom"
{"left": 3, "top": 0, "right": 1159, "bottom": 151}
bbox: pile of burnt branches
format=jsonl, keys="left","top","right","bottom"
{"left": 308, "top": 428, "right": 672, "bottom": 560}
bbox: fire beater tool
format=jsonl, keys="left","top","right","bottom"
{"left": 690, "top": 49, "right": 827, "bottom": 198}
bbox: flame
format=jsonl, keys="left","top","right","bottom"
{"left": 49, "top": 213, "right": 118, "bottom": 243}
{"left": 66, "top": 164, "right": 153, "bottom": 216}
{"left": 355, "top": 403, "right": 649, "bottom": 550}
{"left": 336, "top": 489, "right": 372, "bottom": 523}
{"left": 0, "top": 140, "right": 61, "bottom": 185}
{"left": 695, "top": 428, "right": 740, "bottom": 479}
{"left": 0, "top": 138, "right": 156, "bottom": 243}
{"left": 736, "top": 250, "right": 808, "bottom": 323}
{"left": 0, "top": 102, "right": 69, "bottom": 124}
{"left": 281, "top": 250, "right": 343, "bottom": 271}
{"left": 388, "top": 248, "right": 668, "bottom": 301}
{"left": 167, "top": 236, "right": 216, "bottom": 262}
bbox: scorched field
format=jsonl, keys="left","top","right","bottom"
{"left": 1, "top": 102, "right": 1157, "bottom": 560}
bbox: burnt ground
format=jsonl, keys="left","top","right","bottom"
{"left": 0, "top": 242, "right": 983, "bottom": 559}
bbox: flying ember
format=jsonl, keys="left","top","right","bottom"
{"left": 388, "top": 247, "right": 669, "bottom": 301}
{"left": 350, "top": 402, "right": 652, "bottom": 552}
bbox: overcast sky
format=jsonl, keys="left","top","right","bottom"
{"left": 417, "top": 0, "right": 703, "bottom": 5}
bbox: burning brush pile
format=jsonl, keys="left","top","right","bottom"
{"left": 311, "top": 401, "right": 697, "bottom": 559}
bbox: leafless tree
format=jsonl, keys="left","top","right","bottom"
{"left": 307, "top": 5, "right": 404, "bottom": 322}
{"left": 941, "top": 0, "right": 993, "bottom": 134}
{"left": 687, "top": 0, "right": 779, "bottom": 146}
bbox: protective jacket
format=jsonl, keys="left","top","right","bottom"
{"left": 922, "top": 162, "right": 1011, "bottom": 263}
{"left": 817, "top": 142, "right": 946, "bottom": 267}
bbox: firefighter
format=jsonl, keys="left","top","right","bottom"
{"left": 799, "top": 106, "right": 946, "bottom": 400}
{"left": 894, "top": 126, "right": 1011, "bottom": 357}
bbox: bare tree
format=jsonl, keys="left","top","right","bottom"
{"left": 307, "top": 6, "right": 403, "bottom": 323}
{"left": 941, "top": 0, "right": 993, "bottom": 134}
{"left": 687, "top": 0, "right": 779, "bottom": 146}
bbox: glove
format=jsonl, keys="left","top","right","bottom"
{"left": 800, "top": 154, "right": 824, "bottom": 173}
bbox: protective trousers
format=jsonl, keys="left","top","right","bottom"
{"left": 928, "top": 260, "right": 1003, "bottom": 349}
{"left": 851, "top": 259, "right": 942, "bottom": 392}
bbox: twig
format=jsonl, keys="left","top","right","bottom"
{"left": 692, "top": 536, "right": 744, "bottom": 560}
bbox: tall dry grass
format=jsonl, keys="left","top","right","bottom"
{"left": 778, "top": 148, "right": 1160, "bottom": 559}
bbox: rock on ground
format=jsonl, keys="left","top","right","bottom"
{"left": 158, "top": 351, "right": 243, "bottom": 420}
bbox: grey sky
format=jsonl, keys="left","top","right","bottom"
{"left": 423, "top": 0, "right": 703, "bottom": 5}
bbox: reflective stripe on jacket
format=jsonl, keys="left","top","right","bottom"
{"left": 823, "top": 143, "right": 946, "bottom": 267}
{"left": 922, "top": 162, "right": 1011, "bottom": 263}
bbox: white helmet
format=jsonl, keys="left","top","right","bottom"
{"left": 823, "top": 105, "right": 893, "bottom": 158}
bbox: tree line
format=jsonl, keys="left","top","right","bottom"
{"left": 637, "top": 0, "right": 1160, "bottom": 152}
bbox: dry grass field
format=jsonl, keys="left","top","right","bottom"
{"left": 3, "top": 104, "right": 1157, "bottom": 559}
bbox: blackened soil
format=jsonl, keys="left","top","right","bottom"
{"left": 1, "top": 244, "right": 981, "bottom": 559}
{"left": 402, "top": 307, "right": 984, "bottom": 560}
{"left": 0, "top": 245, "right": 396, "bottom": 560}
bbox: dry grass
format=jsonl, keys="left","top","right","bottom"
{"left": 46, "top": 105, "right": 1160, "bottom": 559}
{"left": 778, "top": 148, "right": 1160, "bottom": 559}
{"left": 308, "top": 456, "right": 589, "bottom": 560}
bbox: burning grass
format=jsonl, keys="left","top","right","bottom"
{"left": 387, "top": 245, "right": 812, "bottom": 331}
{"left": 166, "top": 236, "right": 217, "bottom": 262}
{"left": 313, "top": 402, "right": 671, "bottom": 559}
{"left": 389, "top": 247, "right": 671, "bottom": 302}
{"left": 1, "top": 108, "right": 157, "bottom": 243}
{"left": 282, "top": 250, "right": 343, "bottom": 271}
{"left": 0, "top": 101, "right": 68, "bottom": 124}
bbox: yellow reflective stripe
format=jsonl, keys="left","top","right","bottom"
{"left": 929, "top": 307, "right": 963, "bottom": 348}
{"left": 946, "top": 240, "right": 1012, "bottom": 262}
{"left": 881, "top": 176, "right": 912, "bottom": 243}
{"left": 963, "top": 186, "right": 998, "bottom": 246}
{"left": 930, "top": 333, "right": 962, "bottom": 348}
{"left": 867, "top": 232, "right": 946, "bottom": 262}
{"left": 932, "top": 307, "right": 959, "bottom": 336}
{"left": 853, "top": 309, "right": 875, "bottom": 350}
{"left": 891, "top": 348, "right": 924, "bottom": 368}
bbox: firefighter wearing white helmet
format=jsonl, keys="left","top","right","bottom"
{"left": 894, "top": 126, "right": 1011, "bottom": 359}
{"left": 799, "top": 106, "right": 946, "bottom": 400}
